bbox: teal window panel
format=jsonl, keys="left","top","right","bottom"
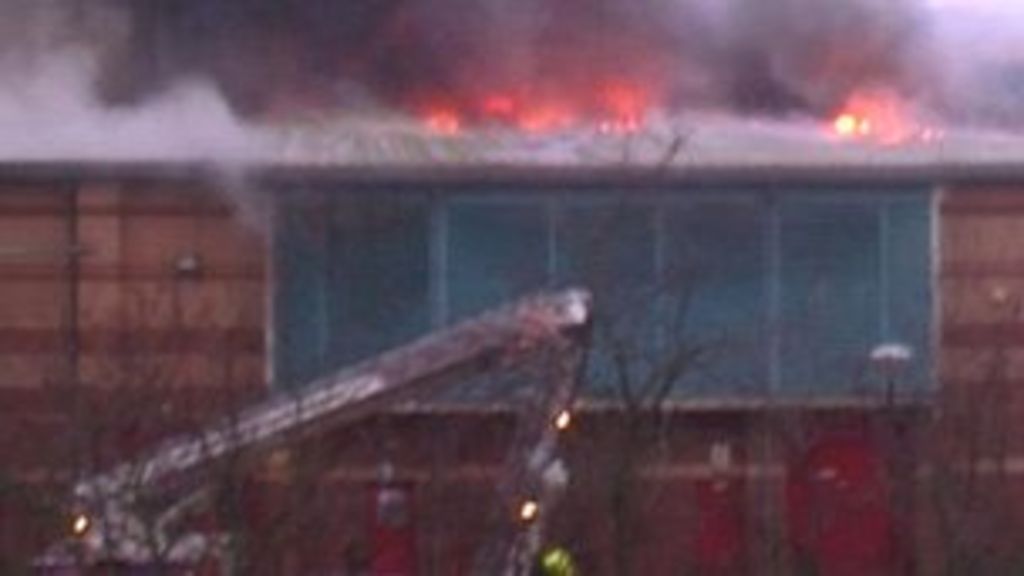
{"left": 884, "top": 197, "right": 934, "bottom": 391}
{"left": 447, "top": 201, "right": 550, "bottom": 321}
{"left": 556, "top": 202, "right": 657, "bottom": 399}
{"left": 663, "top": 201, "right": 768, "bottom": 397}
{"left": 557, "top": 202, "right": 656, "bottom": 306}
{"left": 324, "top": 196, "right": 431, "bottom": 368}
{"left": 273, "top": 188, "right": 934, "bottom": 402}
{"left": 274, "top": 202, "right": 330, "bottom": 387}
{"left": 780, "top": 200, "right": 882, "bottom": 395}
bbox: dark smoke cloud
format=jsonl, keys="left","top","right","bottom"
{"left": 88, "top": 0, "right": 932, "bottom": 119}
{"left": 2, "top": 0, "right": 1021, "bottom": 127}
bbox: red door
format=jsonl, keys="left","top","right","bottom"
{"left": 693, "top": 477, "right": 747, "bottom": 575}
{"left": 786, "top": 433, "right": 902, "bottom": 576}
{"left": 370, "top": 483, "right": 417, "bottom": 576}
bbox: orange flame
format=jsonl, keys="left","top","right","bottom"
{"left": 518, "top": 102, "right": 576, "bottom": 134}
{"left": 598, "top": 82, "right": 648, "bottom": 134}
{"left": 481, "top": 93, "right": 518, "bottom": 118}
{"left": 833, "top": 113, "right": 872, "bottom": 138}
{"left": 830, "top": 90, "right": 936, "bottom": 145}
{"left": 424, "top": 108, "right": 461, "bottom": 135}
{"left": 420, "top": 79, "right": 654, "bottom": 134}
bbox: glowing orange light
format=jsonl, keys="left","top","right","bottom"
{"left": 833, "top": 113, "right": 870, "bottom": 137}
{"left": 519, "top": 499, "right": 540, "bottom": 523}
{"left": 829, "top": 89, "right": 937, "bottom": 145}
{"left": 424, "top": 109, "right": 461, "bottom": 135}
{"left": 599, "top": 81, "right": 649, "bottom": 133}
{"left": 518, "top": 104, "right": 574, "bottom": 134}
{"left": 554, "top": 409, "right": 572, "bottom": 431}
{"left": 415, "top": 79, "right": 661, "bottom": 134}
{"left": 71, "top": 513, "right": 90, "bottom": 536}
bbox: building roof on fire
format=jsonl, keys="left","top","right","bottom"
{"left": 3, "top": 117, "right": 1024, "bottom": 186}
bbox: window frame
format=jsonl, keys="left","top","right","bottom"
{"left": 271, "top": 185, "right": 937, "bottom": 403}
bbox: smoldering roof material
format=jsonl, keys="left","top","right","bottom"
{"left": 7, "top": 117, "right": 1024, "bottom": 184}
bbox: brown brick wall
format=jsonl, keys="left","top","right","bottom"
{"left": 8, "top": 177, "right": 1024, "bottom": 573}
{"left": 941, "top": 187, "right": 1024, "bottom": 387}
{"left": 0, "top": 179, "right": 267, "bottom": 392}
{"left": 0, "top": 178, "right": 268, "bottom": 569}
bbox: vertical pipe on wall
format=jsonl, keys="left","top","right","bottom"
{"left": 63, "top": 183, "right": 80, "bottom": 386}
{"left": 61, "top": 182, "right": 83, "bottom": 479}
{"left": 265, "top": 191, "right": 278, "bottom": 388}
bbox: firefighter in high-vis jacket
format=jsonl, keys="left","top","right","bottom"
{"left": 534, "top": 546, "right": 577, "bottom": 576}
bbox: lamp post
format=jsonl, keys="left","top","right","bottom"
{"left": 868, "top": 342, "right": 917, "bottom": 572}
{"left": 869, "top": 343, "right": 914, "bottom": 406}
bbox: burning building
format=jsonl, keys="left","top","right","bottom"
{"left": 3, "top": 0, "right": 1024, "bottom": 574}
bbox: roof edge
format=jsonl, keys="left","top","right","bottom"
{"left": 3, "top": 159, "right": 1024, "bottom": 188}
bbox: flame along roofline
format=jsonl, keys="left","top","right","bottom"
{"left": 0, "top": 114, "right": 1021, "bottom": 183}
{"left": 3, "top": 115, "right": 1024, "bottom": 185}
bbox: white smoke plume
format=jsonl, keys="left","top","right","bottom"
{"left": 0, "top": 0, "right": 268, "bottom": 162}
{"left": 926, "top": 0, "right": 1024, "bottom": 126}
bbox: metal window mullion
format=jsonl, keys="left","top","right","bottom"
{"left": 547, "top": 197, "right": 559, "bottom": 286}
{"left": 879, "top": 201, "right": 892, "bottom": 342}
{"left": 766, "top": 195, "right": 782, "bottom": 397}
{"left": 653, "top": 205, "right": 667, "bottom": 286}
{"left": 653, "top": 204, "right": 668, "bottom": 353}
{"left": 431, "top": 196, "right": 450, "bottom": 327}
{"left": 267, "top": 194, "right": 281, "bottom": 387}
{"left": 317, "top": 199, "right": 332, "bottom": 373}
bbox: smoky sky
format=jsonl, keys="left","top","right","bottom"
{"left": 4, "top": 0, "right": 1019, "bottom": 125}
{"left": 75, "top": 0, "right": 932, "bottom": 118}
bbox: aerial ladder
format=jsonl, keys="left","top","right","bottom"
{"left": 38, "top": 289, "right": 593, "bottom": 575}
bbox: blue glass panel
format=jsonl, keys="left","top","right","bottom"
{"left": 780, "top": 201, "right": 882, "bottom": 395}
{"left": 274, "top": 201, "right": 330, "bottom": 387}
{"left": 885, "top": 196, "right": 933, "bottom": 391}
{"left": 273, "top": 189, "right": 933, "bottom": 402}
{"left": 556, "top": 203, "right": 657, "bottom": 399}
{"left": 664, "top": 201, "right": 767, "bottom": 397}
{"left": 447, "top": 201, "right": 550, "bottom": 320}
{"left": 325, "top": 196, "right": 431, "bottom": 368}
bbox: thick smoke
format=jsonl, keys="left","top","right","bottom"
{"left": 91, "top": 0, "right": 935, "bottom": 118}
{"left": 0, "top": 0, "right": 1022, "bottom": 145}
{"left": 0, "top": 0, "right": 265, "bottom": 161}
{"left": 927, "top": 0, "right": 1024, "bottom": 127}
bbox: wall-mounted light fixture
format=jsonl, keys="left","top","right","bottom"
{"left": 173, "top": 252, "right": 203, "bottom": 280}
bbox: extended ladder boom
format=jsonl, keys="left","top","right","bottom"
{"left": 77, "top": 289, "right": 592, "bottom": 503}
